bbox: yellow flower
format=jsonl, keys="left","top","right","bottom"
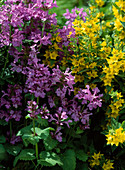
{"left": 44, "top": 50, "right": 50, "bottom": 59}
{"left": 114, "top": 99, "right": 124, "bottom": 108}
{"left": 53, "top": 43, "right": 62, "bottom": 50}
{"left": 90, "top": 6, "right": 96, "bottom": 11}
{"left": 114, "top": 19, "right": 123, "bottom": 31}
{"left": 92, "top": 152, "right": 103, "bottom": 159}
{"left": 56, "top": 35, "right": 62, "bottom": 42}
{"left": 102, "top": 160, "right": 114, "bottom": 170}
{"left": 74, "top": 87, "right": 80, "bottom": 95}
{"left": 74, "top": 74, "right": 84, "bottom": 83}
{"left": 95, "top": 0, "right": 104, "bottom": 7}
{"left": 106, "top": 133, "right": 114, "bottom": 145}
{"left": 106, "top": 22, "right": 112, "bottom": 27}
{"left": 101, "top": 41, "right": 107, "bottom": 47}
{"left": 72, "top": 59, "right": 79, "bottom": 67}
{"left": 103, "top": 76, "right": 112, "bottom": 86}
{"left": 90, "top": 152, "right": 103, "bottom": 168}
{"left": 90, "top": 159, "right": 100, "bottom": 167}
{"left": 115, "top": 0, "right": 125, "bottom": 12}
{"left": 50, "top": 51, "right": 58, "bottom": 60}
{"left": 89, "top": 83, "right": 97, "bottom": 89}
{"left": 116, "top": 92, "right": 123, "bottom": 99}
{"left": 106, "top": 127, "right": 125, "bottom": 146}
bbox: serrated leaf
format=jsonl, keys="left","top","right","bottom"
{"left": 4, "top": 144, "right": 23, "bottom": 156}
{"left": 31, "top": 127, "right": 54, "bottom": 140}
{"left": 43, "top": 135, "right": 58, "bottom": 150}
{"left": 13, "top": 149, "right": 35, "bottom": 167}
{"left": 37, "top": 159, "right": 53, "bottom": 167}
{"left": 22, "top": 133, "right": 40, "bottom": 146}
{"left": 0, "top": 135, "right": 6, "bottom": 143}
{"left": 37, "top": 116, "right": 48, "bottom": 127}
{"left": 39, "top": 151, "right": 62, "bottom": 167}
{"left": 61, "top": 149, "right": 76, "bottom": 170}
{"left": 76, "top": 150, "right": 88, "bottom": 162}
{"left": 16, "top": 124, "right": 32, "bottom": 136}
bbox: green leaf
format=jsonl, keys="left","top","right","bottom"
{"left": 121, "top": 121, "right": 125, "bottom": 129}
{"left": 119, "top": 108, "right": 125, "bottom": 115}
{"left": 61, "top": 149, "right": 76, "bottom": 170}
{"left": 75, "top": 150, "right": 88, "bottom": 162}
{"left": 16, "top": 124, "right": 32, "bottom": 136}
{"left": 37, "top": 116, "right": 48, "bottom": 127}
{"left": 22, "top": 133, "right": 40, "bottom": 146}
{"left": 17, "top": 124, "right": 40, "bottom": 146}
{"left": 0, "top": 144, "right": 6, "bottom": 161}
{"left": 111, "top": 118, "right": 121, "bottom": 129}
{"left": 0, "top": 135, "right": 6, "bottom": 143}
{"left": 38, "top": 151, "right": 62, "bottom": 167}
{"left": 15, "top": 44, "right": 22, "bottom": 52}
{"left": 31, "top": 127, "right": 54, "bottom": 140}
{"left": 13, "top": 149, "right": 35, "bottom": 167}
{"left": 4, "top": 144, "right": 23, "bottom": 156}
{"left": 0, "top": 119, "right": 8, "bottom": 126}
{"left": 76, "top": 127, "right": 84, "bottom": 134}
{"left": 43, "top": 135, "right": 58, "bottom": 150}
{"left": 50, "top": 59, "right": 56, "bottom": 66}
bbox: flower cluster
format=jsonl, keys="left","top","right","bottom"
{"left": 0, "top": 84, "right": 23, "bottom": 122}
{"left": 106, "top": 127, "right": 125, "bottom": 146}
{"left": 75, "top": 85, "right": 103, "bottom": 110}
{"left": 89, "top": 152, "right": 114, "bottom": 170}
{"left": 25, "top": 77, "right": 103, "bottom": 142}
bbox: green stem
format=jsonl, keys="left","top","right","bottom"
{"left": 35, "top": 142, "right": 38, "bottom": 160}
{"left": 37, "top": 97, "right": 39, "bottom": 105}
{"left": 33, "top": 119, "right": 39, "bottom": 159}
{"left": 33, "top": 119, "right": 35, "bottom": 135}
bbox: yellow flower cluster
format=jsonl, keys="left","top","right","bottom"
{"left": 106, "top": 127, "right": 125, "bottom": 146}
{"left": 43, "top": 33, "right": 62, "bottom": 68}
{"left": 102, "top": 48, "right": 125, "bottom": 87}
{"left": 113, "top": 0, "right": 125, "bottom": 32}
{"left": 106, "top": 91, "right": 124, "bottom": 119}
{"left": 89, "top": 152, "right": 103, "bottom": 167}
{"left": 89, "top": 152, "right": 114, "bottom": 169}
{"left": 73, "top": 15, "right": 100, "bottom": 50}
{"left": 102, "top": 159, "right": 114, "bottom": 170}
{"left": 71, "top": 13, "right": 102, "bottom": 83}
{"left": 95, "top": 0, "right": 105, "bottom": 7}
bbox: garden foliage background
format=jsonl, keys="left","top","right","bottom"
{"left": 0, "top": 0, "right": 125, "bottom": 169}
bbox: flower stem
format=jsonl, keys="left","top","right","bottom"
{"left": 37, "top": 97, "right": 39, "bottom": 105}
{"left": 33, "top": 119, "right": 38, "bottom": 159}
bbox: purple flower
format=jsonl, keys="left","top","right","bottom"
{"left": 0, "top": 84, "right": 23, "bottom": 122}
